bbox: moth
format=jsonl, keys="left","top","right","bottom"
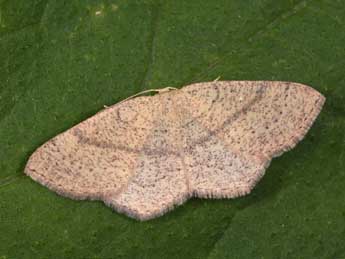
{"left": 25, "top": 81, "right": 325, "bottom": 221}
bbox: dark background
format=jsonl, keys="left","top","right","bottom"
{"left": 0, "top": 0, "right": 344, "bottom": 258}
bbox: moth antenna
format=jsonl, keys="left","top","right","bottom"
{"left": 213, "top": 76, "right": 221, "bottom": 82}
{"left": 115, "top": 87, "right": 178, "bottom": 106}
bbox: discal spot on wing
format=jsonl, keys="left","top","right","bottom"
{"left": 73, "top": 96, "right": 160, "bottom": 151}
{"left": 25, "top": 96, "right": 160, "bottom": 200}
{"left": 24, "top": 81, "right": 325, "bottom": 221}
{"left": 182, "top": 81, "right": 325, "bottom": 164}
{"left": 105, "top": 103, "right": 188, "bottom": 220}
{"left": 181, "top": 81, "right": 264, "bottom": 132}
{"left": 214, "top": 82, "right": 325, "bottom": 161}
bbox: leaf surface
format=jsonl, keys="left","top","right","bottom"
{"left": 1, "top": 0, "right": 345, "bottom": 258}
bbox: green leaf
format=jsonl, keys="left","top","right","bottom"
{"left": 1, "top": 0, "right": 344, "bottom": 258}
